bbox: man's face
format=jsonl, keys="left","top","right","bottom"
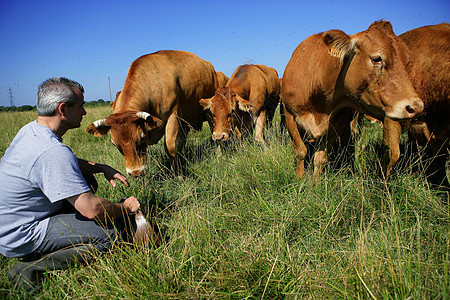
{"left": 64, "top": 88, "right": 86, "bottom": 129}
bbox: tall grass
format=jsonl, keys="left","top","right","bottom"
{"left": 0, "top": 106, "right": 449, "bottom": 299}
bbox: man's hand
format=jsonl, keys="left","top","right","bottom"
{"left": 122, "top": 196, "right": 141, "bottom": 214}
{"left": 101, "top": 164, "right": 130, "bottom": 188}
{"left": 68, "top": 193, "right": 141, "bottom": 221}
{"left": 77, "top": 159, "right": 130, "bottom": 188}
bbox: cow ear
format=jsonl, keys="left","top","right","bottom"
{"left": 369, "top": 20, "right": 394, "bottom": 34}
{"left": 86, "top": 121, "right": 110, "bottom": 137}
{"left": 199, "top": 97, "right": 212, "bottom": 110}
{"left": 322, "top": 30, "right": 355, "bottom": 59}
{"left": 237, "top": 100, "right": 253, "bottom": 112}
{"left": 136, "top": 111, "right": 162, "bottom": 129}
{"left": 322, "top": 30, "right": 349, "bottom": 46}
{"left": 147, "top": 116, "right": 163, "bottom": 129}
{"left": 235, "top": 94, "right": 253, "bottom": 112}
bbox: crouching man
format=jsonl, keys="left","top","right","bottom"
{"left": 0, "top": 77, "right": 155, "bottom": 294}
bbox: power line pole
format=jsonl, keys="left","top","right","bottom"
{"left": 8, "top": 87, "right": 14, "bottom": 107}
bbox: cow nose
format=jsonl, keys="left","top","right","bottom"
{"left": 127, "top": 169, "right": 141, "bottom": 177}
{"left": 388, "top": 97, "right": 424, "bottom": 120}
{"left": 213, "top": 132, "right": 226, "bottom": 141}
{"left": 405, "top": 98, "right": 424, "bottom": 118}
{"left": 126, "top": 167, "right": 146, "bottom": 177}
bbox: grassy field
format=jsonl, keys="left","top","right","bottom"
{"left": 0, "top": 106, "right": 449, "bottom": 299}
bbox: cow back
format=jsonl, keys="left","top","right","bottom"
{"left": 114, "top": 50, "right": 217, "bottom": 126}
{"left": 227, "top": 64, "right": 280, "bottom": 111}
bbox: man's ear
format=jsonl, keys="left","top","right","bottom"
{"left": 57, "top": 102, "right": 66, "bottom": 116}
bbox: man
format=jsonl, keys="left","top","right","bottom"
{"left": 0, "top": 77, "right": 144, "bottom": 293}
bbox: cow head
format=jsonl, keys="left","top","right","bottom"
{"left": 86, "top": 111, "right": 162, "bottom": 177}
{"left": 322, "top": 20, "right": 423, "bottom": 120}
{"left": 199, "top": 87, "right": 252, "bottom": 141}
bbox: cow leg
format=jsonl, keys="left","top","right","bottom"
{"left": 313, "top": 109, "right": 354, "bottom": 181}
{"left": 284, "top": 109, "right": 307, "bottom": 178}
{"left": 177, "top": 122, "right": 190, "bottom": 155}
{"left": 176, "top": 121, "right": 191, "bottom": 172}
{"left": 234, "top": 125, "right": 243, "bottom": 141}
{"left": 279, "top": 102, "right": 287, "bottom": 134}
{"left": 425, "top": 140, "right": 449, "bottom": 193}
{"left": 313, "top": 147, "right": 327, "bottom": 182}
{"left": 255, "top": 110, "right": 267, "bottom": 143}
{"left": 382, "top": 117, "right": 402, "bottom": 177}
{"left": 164, "top": 113, "right": 181, "bottom": 174}
{"left": 350, "top": 112, "right": 360, "bottom": 141}
{"left": 235, "top": 112, "right": 253, "bottom": 142}
{"left": 265, "top": 95, "right": 278, "bottom": 127}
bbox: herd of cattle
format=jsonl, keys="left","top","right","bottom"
{"left": 86, "top": 20, "right": 449, "bottom": 193}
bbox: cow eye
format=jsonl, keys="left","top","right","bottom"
{"left": 370, "top": 55, "right": 383, "bottom": 66}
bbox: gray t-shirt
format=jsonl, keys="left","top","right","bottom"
{"left": 0, "top": 121, "right": 90, "bottom": 257}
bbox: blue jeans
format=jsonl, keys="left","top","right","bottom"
{"left": 24, "top": 213, "right": 119, "bottom": 260}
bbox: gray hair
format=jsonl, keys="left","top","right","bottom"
{"left": 36, "top": 77, "right": 84, "bottom": 116}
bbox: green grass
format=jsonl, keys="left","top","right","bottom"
{"left": 0, "top": 106, "right": 449, "bottom": 299}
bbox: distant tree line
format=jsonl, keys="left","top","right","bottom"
{"left": 84, "top": 99, "right": 110, "bottom": 108}
{"left": 0, "top": 99, "right": 111, "bottom": 112}
{"left": 0, "top": 105, "right": 36, "bottom": 112}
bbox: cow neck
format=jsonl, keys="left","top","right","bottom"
{"left": 334, "top": 51, "right": 357, "bottom": 99}
{"left": 114, "top": 95, "right": 150, "bottom": 115}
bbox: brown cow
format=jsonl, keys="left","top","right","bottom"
{"left": 382, "top": 23, "right": 450, "bottom": 191}
{"left": 86, "top": 50, "right": 218, "bottom": 177}
{"left": 216, "top": 71, "right": 229, "bottom": 88}
{"left": 200, "top": 64, "right": 281, "bottom": 143}
{"left": 282, "top": 20, "right": 424, "bottom": 180}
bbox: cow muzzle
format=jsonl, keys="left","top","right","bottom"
{"left": 126, "top": 165, "right": 148, "bottom": 177}
{"left": 212, "top": 132, "right": 229, "bottom": 141}
{"left": 386, "top": 98, "right": 424, "bottom": 121}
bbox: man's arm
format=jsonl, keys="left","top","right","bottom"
{"left": 77, "top": 158, "right": 129, "bottom": 188}
{"left": 67, "top": 192, "right": 140, "bottom": 222}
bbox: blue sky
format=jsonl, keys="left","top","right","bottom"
{"left": 0, "top": 0, "right": 448, "bottom": 107}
